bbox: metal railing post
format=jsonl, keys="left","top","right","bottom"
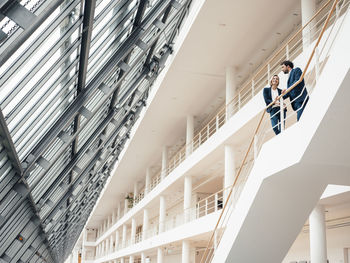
{"left": 238, "top": 93, "right": 241, "bottom": 109}
{"left": 253, "top": 134, "right": 258, "bottom": 160}
{"left": 280, "top": 96, "right": 285, "bottom": 132}
{"left": 315, "top": 47, "right": 320, "bottom": 82}
{"left": 205, "top": 199, "right": 208, "bottom": 216}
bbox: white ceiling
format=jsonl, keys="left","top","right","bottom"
{"left": 86, "top": 0, "right": 303, "bottom": 227}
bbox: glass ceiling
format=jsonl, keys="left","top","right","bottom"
{"left": 0, "top": 0, "right": 191, "bottom": 261}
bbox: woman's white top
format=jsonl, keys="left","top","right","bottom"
{"left": 271, "top": 88, "right": 279, "bottom": 108}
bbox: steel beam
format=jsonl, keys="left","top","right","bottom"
{"left": 0, "top": 108, "right": 22, "bottom": 174}
{"left": 0, "top": 0, "right": 65, "bottom": 67}
{"left": 70, "top": 0, "right": 96, "bottom": 201}
{"left": 22, "top": 0, "right": 175, "bottom": 174}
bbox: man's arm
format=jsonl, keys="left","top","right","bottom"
{"left": 293, "top": 67, "right": 302, "bottom": 83}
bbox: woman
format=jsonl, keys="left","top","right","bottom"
{"left": 263, "top": 75, "right": 287, "bottom": 135}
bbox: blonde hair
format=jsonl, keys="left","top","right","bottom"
{"left": 270, "top": 75, "right": 279, "bottom": 87}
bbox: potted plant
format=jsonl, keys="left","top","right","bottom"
{"left": 125, "top": 193, "right": 134, "bottom": 208}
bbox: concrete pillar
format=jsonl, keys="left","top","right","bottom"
{"left": 344, "top": 248, "right": 349, "bottom": 263}
{"left": 134, "top": 182, "right": 138, "bottom": 199}
{"left": 309, "top": 204, "right": 327, "bottom": 263}
{"left": 105, "top": 239, "right": 109, "bottom": 255}
{"left": 110, "top": 235, "right": 114, "bottom": 253}
{"left": 161, "top": 146, "right": 168, "bottom": 180}
{"left": 159, "top": 196, "right": 166, "bottom": 233}
{"left": 131, "top": 218, "right": 136, "bottom": 244}
{"left": 226, "top": 66, "right": 238, "bottom": 118}
{"left": 184, "top": 175, "right": 192, "bottom": 223}
{"left": 81, "top": 230, "right": 86, "bottom": 262}
{"left": 143, "top": 209, "right": 149, "bottom": 240}
{"left": 157, "top": 247, "right": 164, "bottom": 263}
{"left": 117, "top": 202, "right": 121, "bottom": 220}
{"left": 182, "top": 240, "right": 190, "bottom": 263}
{"left": 145, "top": 168, "right": 151, "bottom": 194}
{"left": 186, "top": 115, "right": 194, "bottom": 157}
{"left": 124, "top": 199, "right": 128, "bottom": 215}
{"left": 102, "top": 241, "right": 105, "bottom": 256}
{"left": 122, "top": 224, "right": 127, "bottom": 248}
{"left": 115, "top": 230, "right": 120, "bottom": 251}
{"left": 301, "top": 0, "right": 317, "bottom": 50}
{"left": 141, "top": 252, "right": 146, "bottom": 263}
{"left": 129, "top": 255, "right": 134, "bottom": 263}
{"left": 224, "top": 145, "right": 235, "bottom": 203}
{"left": 112, "top": 210, "right": 116, "bottom": 224}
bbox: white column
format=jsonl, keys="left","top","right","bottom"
{"left": 120, "top": 258, "right": 125, "bottom": 263}
{"left": 141, "top": 252, "right": 146, "bottom": 263}
{"left": 122, "top": 224, "right": 127, "bottom": 248}
{"left": 112, "top": 210, "right": 116, "bottom": 224}
{"left": 115, "top": 230, "right": 120, "bottom": 251}
{"left": 143, "top": 209, "right": 149, "bottom": 240}
{"left": 134, "top": 182, "right": 138, "bottom": 198}
{"left": 301, "top": 0, "right": 317, "bottom": 50}
{"left": 157, "top": 247, "right": 164, "bottom": 263}
{"left": 226, "top": 66, "right": 237, "bottom": 118}
{"left": 182, "top": 240, "right": 190, "bottom": 263}
{"left": 73, "top": 249, "right": 79, "bottom": 263}
{"left": 129, "top": 255, "right": 134, "bottom": 263}
{"left": 81, "top": 230, "right": 87, "bottom": 262}
{"left": 344, "top": 248, "right": 349, "bottom": 263}
{"left": 110, "top": 235, "right": 114, "bottom": 253}
{"left": 309, "top": 204, "right": 327, "bottom": 263}
{"left": 145, "top": 168, "right": 151, "bottom": 194}
{"left": 117, "top": 202, "right": 121, "bottom": 220}
{"left": 105, "top": 239, "right": 110, "bottom": 255}
{"left": 124, "top": 199, "right": 128, "bottom": 215}
{"left": 131, "top": 218, "right": 136, "bottom": 244}
{"left": 104, "top": 219, "right": 107, "bottom": 232}
{"left": 224, "top": 145, "right": 235, "bottom": 203}
{"left": 186, "top": 115, "right": 194, "bottom": 157}
{"left": 101, "top": 241, "right": 105, "bottom": 256}
{"left": 159, "top": 196, "right": 166, "bottom": 233}
{"left": 184, "top": 175, "right": 192, "bottom": 223}
{"left": 161, "top": 146, "right": 168, "bottom": 180}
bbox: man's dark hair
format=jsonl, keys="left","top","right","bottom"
{"left": 281, "top": 60, "right": 294, "bottom": 68}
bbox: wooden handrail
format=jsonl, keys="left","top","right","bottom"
{"left": 200, "top": 0, "right": 339, "bottom": 262}
{"left": 166, "top": 0, "right": 335, "bottom": 169}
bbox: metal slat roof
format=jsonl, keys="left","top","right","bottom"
{"left": 0, "top": 0, "right": 192, "bottom": 262}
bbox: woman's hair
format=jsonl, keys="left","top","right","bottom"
{"left": 270, "top": 74, "right": 279, "bottom": 87}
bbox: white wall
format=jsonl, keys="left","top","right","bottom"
{"left": 283, "top": 226, "right": 350, "bottom": 263}
{"left": 164, "top": 253, "right": 182, "bottom": 263}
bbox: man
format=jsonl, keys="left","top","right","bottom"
{"left": 281, "top": 60, "right": 309, "bottom": 121}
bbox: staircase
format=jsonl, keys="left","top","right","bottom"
{"left": 199, "top": 0, "right": 350, "bottom": 262}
